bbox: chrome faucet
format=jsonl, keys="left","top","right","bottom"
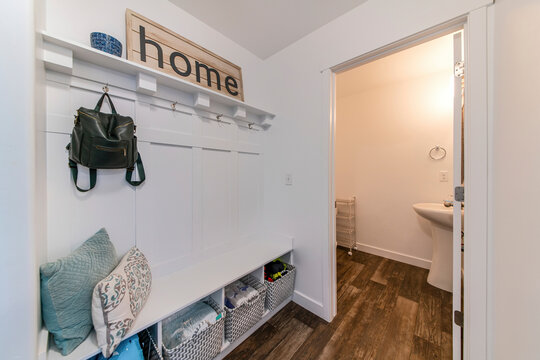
{"left": 443, "top": 200, "right": 453, "bottom": 207}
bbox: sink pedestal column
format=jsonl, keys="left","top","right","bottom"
{"left": 427, "top": 222, "right": 453, "bottom": 292}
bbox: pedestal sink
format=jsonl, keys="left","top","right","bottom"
{"left": 412, "top": 203, "right": 463, "bottom": 292}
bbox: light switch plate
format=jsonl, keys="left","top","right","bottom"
{"left": 439, "top": 171, "right": 449, "bottom": 182}
{"left": 285, "top": 174, "right": 293, "bottom": 185}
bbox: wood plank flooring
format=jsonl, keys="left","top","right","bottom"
{"left": 225, "top": 247, "right": 452, "bottom": 360}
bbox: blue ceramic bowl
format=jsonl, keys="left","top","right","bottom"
{"left": 90, "top": 32, "right": 122, "bottom": 57}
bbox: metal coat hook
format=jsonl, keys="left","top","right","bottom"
{"left": 171, "top": 101, "right": 177, "bottom": 111}
{"left": 102, "top": 83, "right": 110, "bottom": 93}
{"left": 216, "top": 114, "right": 223, "bottom": 121}
{"left": 248, "top": 123, "right": 254, "bottom": 129}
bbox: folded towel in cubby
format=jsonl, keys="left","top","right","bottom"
{"left": 224, "top": 280, "right": 258, "bottom": 309}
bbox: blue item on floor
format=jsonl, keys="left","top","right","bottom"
{"left": 97, "top": 334, "right": 143, "bottom": 360}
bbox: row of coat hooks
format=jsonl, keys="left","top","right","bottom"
{"left": 170, "top": 100, "right": 259, "bottom": 131}
{"left": 100, "top": 83, "right": 259, "bottom": 131}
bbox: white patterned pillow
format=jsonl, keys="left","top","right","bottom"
{"left": 91, "top": 247, "right": 152, "bottom": 358}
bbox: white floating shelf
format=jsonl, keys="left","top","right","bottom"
{"left": 46, "top": 239, "right": 292, "bottom": 360}
{"left": 41, "top": 32, "right": 275, "bottom": 124}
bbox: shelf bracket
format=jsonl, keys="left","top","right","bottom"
{"left": 136, "top": 72, "right": 157, "bottom": 95}
{"left": 43, "top": 41, "right": 73, "bottom": 74}
{"left": 233, "top": 106, "right": 247, "bottom": 120}
{"left": 194, "top": 92, "right": 210, "bottom": 109}
{"left": 260, "top": 114, "right": 274, "bottom": 128}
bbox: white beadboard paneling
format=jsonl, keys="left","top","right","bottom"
{"left": 135, "top": 142, "right": 194, "bottom": 273}
{"left": 136, "top": 101, "right": 194, "bottom": 136}
{"left": 238, "top": 153, "right": 263, "bottom": 240}
{"left": 201, "top": 116, "right": 233, "bottom": 142}
{"left": 46, "top": 132, "right": 136, "bottom": 261}
{"left": 238, "top": 124, "right": 261, "bottom": 147}
{"left": 202, "top": 149, "right": 232, "bottom": 250}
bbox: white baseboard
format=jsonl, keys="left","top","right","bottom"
{"left": 354, "top": 242, "right": 432, "bottom": 269}
{"left": 293, "top": 290, "right": 327, "bottom": 320}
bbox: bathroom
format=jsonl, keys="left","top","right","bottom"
{"left": 333, "top": 32, "right": 461, "bottom": 357}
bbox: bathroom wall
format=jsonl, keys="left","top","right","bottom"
{"left": 335, "top": 35, "right": 455, "bottom": 267}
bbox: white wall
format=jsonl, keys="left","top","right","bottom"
{"left": 262, "top": 0, "right": 492, "bottom": 320}
{"left": 490, "top": 0, "right": 540, "bottom": 358}
{"left": 0, "top": 0, "right": 45, "bottom": 358}
{"left": 335, "top": 65, "right": 454, "bottom": 266}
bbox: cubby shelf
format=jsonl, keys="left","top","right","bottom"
{"left": 41, "top": 32, "right": 275, "bottom": 126}
{"left": 43, "top": 239, "right": 293, "bottom": 360}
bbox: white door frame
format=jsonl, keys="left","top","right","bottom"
{"left": 324, "top": 7, "right": 489, "bottom": 360}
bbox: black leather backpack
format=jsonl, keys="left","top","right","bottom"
{"left": 66, "top": 93, "right": 145, "bottom": 192}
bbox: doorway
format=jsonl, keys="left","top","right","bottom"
{"left": 325, "top": 17, "right": 487, "bottom": 359}
{"left": 332, "top": 30, "right": 463, "bottom": 359}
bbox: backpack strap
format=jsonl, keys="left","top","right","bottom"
{"left": 94, "top": 93, "right": 117, "bottom": 114}
{"left": 68, "top": 160, "right": 97, "bottom": 192}
{"left": 125, "top": 153, "right": 146, "bottom": 187}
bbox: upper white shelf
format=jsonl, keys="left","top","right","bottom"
{"left": 41, "top": 32, "right": 275, "bottom": 125}
{"left": 44, "top": 238, "right": 292, "bottom": 360}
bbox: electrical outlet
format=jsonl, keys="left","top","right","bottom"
{"left": 285, "top": 174, "right": 293, "bottom": 185}
{"left": 439, "top": 171, "right": 449, "bottom": 182}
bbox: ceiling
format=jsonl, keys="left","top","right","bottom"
{"left": 337, "top": 33, "right": 456, "bottom": 99}
{"left": 168, "top": 0, "right": 369, "bottom": 59}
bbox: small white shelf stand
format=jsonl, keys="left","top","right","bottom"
{"left": 336, "top": 197, "right": 356, "bottom": 256}
{"left": 41, "top": 239, "right": 293, "bottom": 360}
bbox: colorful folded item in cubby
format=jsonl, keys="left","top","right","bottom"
{"left": 264, "top": 259, "right": 289, "bottom": 282}
{"left": 162, "top": 301, "right": 220, "bottom": 349}
{"left": 224, "top": 280, "right": 258, "bottom": 309}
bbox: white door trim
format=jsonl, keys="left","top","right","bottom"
{"left": 325, "top": 6, "right": 489, "bottom": 359}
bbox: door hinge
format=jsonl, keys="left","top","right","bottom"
{"left": 454, "top": 310, "right": 464, "bottom": 327}
{"left": 454, "top": 61, "right": 464, "bottom": 78}
{"left": 455, "top": 186, "right": 464, "bottom": 202}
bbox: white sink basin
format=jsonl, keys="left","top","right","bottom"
{"left": 413, "top": 203, "right": 455, "bottom": 228}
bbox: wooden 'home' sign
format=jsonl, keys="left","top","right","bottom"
{"left": 126, "top": 9, "right": 244, "bottom": 101}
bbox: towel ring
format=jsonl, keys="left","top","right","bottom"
{"left": 429, "top": 146, "right": 446, "bottom": 160}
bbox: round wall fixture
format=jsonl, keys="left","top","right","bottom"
{"left": 429, "top": 146, "right": 447, "bottom": 160}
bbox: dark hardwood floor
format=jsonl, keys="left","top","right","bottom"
{"left": 225, "top": 247, "right": 452, "bottom": 360}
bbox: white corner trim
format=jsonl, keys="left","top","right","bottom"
{"left": 293, "top": 290, "right": 327, "bottom": 321}
{"left": 354, "top": 242, "right": 432, "bottom": 269}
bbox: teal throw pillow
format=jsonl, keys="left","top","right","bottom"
{"left": 40, "top": 228, "right": 118, "bottom": 355}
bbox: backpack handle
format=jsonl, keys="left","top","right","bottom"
{"left": 94, "top": 93, "right": 117, "bottom": 114}
{"left": 126, "top": 153, "right": 146, "bottom": 187}
{"left": 68, "top": 160, "right": 97, "bottom": 192}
